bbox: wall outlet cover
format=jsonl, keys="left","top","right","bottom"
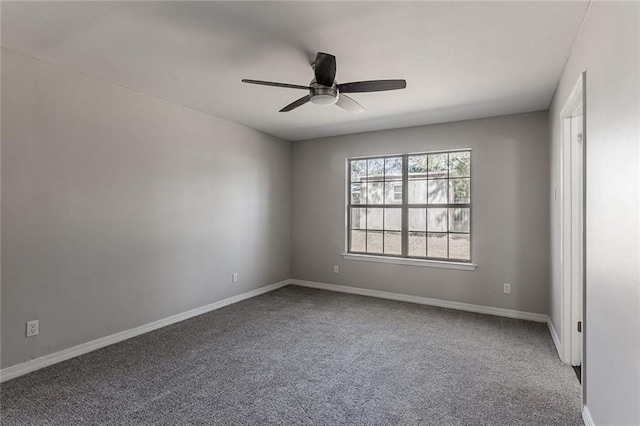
{"left": 26, "top": 320, "right": 39, "bottom": 337}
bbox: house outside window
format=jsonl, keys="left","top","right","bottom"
{"left": 348, "top": 150, "right": 471, "bottom": 262}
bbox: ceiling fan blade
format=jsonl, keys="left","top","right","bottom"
{"left": 242, "top": 79, "right": 310, "bottom": 90}
{"left": 335, "top": 94, "right": 365, "bottom": 114}
{"left": 338, "top": 79, "right": 407, "bottom": 93}
{"left": 314, "top": 52, "right": 336, "bottom": 87}
{"left": 279, "top": 95, "right": 311, "bottom": 112}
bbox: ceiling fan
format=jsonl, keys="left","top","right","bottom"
{"left": 242, "top": 52, "right": 407, "bottom": 114}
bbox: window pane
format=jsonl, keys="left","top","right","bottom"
{"left": 409, "top": 208, "right": 426, "bottom": 231}
{"left": 428, "top": 153, "right": 448, "bottom": 178}
{"left": 367, "top": 158, "right": 384, "bottom": 180}
{"left": 367, "top": 208, "right": 383, "bottom": 230}
{"left": 385, "top": 182, "right": 402, "bottom": 204}
{"left": 427, "top": 208, "right": 447, "bottom": 232}
{"left": 366, "top": 182, "right": 384, "bottom": 204}
{"left": 350, "top": 208, "right": 366, "bottom": 230}
{"left": 350, "top": 160, "right": 367, "bottom": 182}
{"left": 366, "top": 231, "right": 383, "bottom": 253}
{"left": 408, "top": 155, "right": 427, "bottom": 179}
{"left": 427, "top": 179, "right": 447, "bottom": 204}
{"left": 384, "top": 208, "right": 402, "bottom": 231}
{"left": 449, "top": 178, "right": 470, "bottom": 204}
{"left": 408, "top": 180, "right": 427, "bottom": 204}
{"left": 384, "top": 157, "right": 402, "bottom": 181}
{"left": 350, "top": 230, "right": 366, "bottom": 252}
{"left": 428, "top": 233, "right": 448, "bottom": 258}
{"left": 449, "top": 151, "right": 470, "bottom": 178}
{"left": 449, "top": 208, "right": 470, "bottom": 233}
{"left": 449, "top": 234, "right": 470, "bottom": 260}
{"left": 408, "top": 232, "right": 426, "bottom": 257}
{"left": 384, "top": 231, "right": 402, "bottom": 255}
{"left": 350, "top": 183, "right": 364, "bottom": 204}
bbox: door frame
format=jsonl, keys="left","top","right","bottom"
{"left": 560, "top": 71, "right": 587, "bottom": 403}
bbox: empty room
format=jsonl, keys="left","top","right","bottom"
{"left": 1, "top": 1, "right": 638, "bottom": 425}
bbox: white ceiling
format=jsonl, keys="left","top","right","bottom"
{"left": 1, "top": 1, "right": 588, "bottom": 141}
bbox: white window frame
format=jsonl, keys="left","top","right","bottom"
{"left": 343, "top": 149, "right": 477, "bottom": 270}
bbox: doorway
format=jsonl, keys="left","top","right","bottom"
{"left": 561, "top": 73, "right": 586, "bottom": 396}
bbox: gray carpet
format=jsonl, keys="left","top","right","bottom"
{"left": 1, "top": 285, "right": 582, "bottom": 425}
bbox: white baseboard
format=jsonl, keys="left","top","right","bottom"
{"left": 1, "top": 278, "right": 553, "bottom": 383}
{"left": 291, "top": 279, "right": 548, "bottom": 322}
{"left": 547, "top": 317, "right": 563, "bottom": 359}
{"left": 582, "top": 405, "right": 595, "bottom": 426}
{"left": 0, "top": 279, "right": 291, "bottom": 383}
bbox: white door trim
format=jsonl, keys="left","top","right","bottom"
{"left": 569, "top": 113, "right": 583, "bottom": 367}
{"left": 559, "top": 71, "right": 587, "bottom": 405}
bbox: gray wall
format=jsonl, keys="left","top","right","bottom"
{"left": 291, "top": 112, "right": 550, "bottom": 315}
{"left": 1, "top": 49, "right": 291, "bottom": 369}
{"left": 548, "top": 2, "right": 639, "bottom": 424}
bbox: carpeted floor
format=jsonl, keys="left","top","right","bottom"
{"left": 1, "top": 285, "right": 582, "bottom": 425}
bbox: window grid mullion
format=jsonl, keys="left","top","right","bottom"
{"left": 401, "top": 155, "right": 408, "bottom": 258}
{"left": 425, "top": 206, "right": 428, "bottom": 258}
{"left": 365, "top": 160, "right": 369, "bottom": 252}
{"left": 347, "top": 160, "right": 352, "bottom": 253}
{"left": 446, "top": 153, "right": 450, "bottom": 259}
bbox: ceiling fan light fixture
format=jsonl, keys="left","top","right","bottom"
{"left": 310, "top": 93, "right": 338, "bottom": 106}
{"left": 309, "top": 81, "right": 338, "bottom": 105}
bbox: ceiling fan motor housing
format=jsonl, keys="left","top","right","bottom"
{"left": 309, "top": 80, "right": 338, "bottom": 105}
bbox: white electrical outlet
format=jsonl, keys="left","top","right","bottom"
{"left": 333, "top": 265, "right": 339, "bottom": 274}
{"left": 26, "top": 320, "right": 39, "bottom": 337}
{"left": 503, "top": 283, "right": 511, "bottom": 294}
{"left": 232, "top": 272, "right": 238, "bottom": 283}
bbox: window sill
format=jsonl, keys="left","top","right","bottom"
{"left": 341, "top": 253, "right": 477, "bottom": 270}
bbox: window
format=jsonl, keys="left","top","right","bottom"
{"left": 347, "top": 150, "right": 471, "bottom": 262}
{"left": 393, "top": 185, "right": 403, "bottom": 201}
